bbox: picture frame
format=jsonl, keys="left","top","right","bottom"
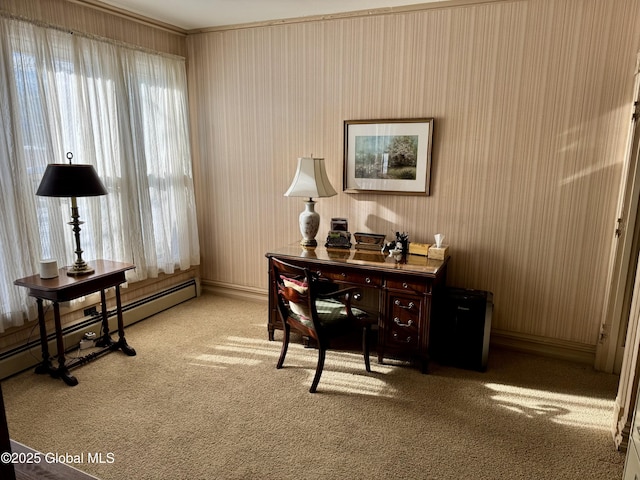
{"left": 343, "top": 118, "right": 434, "bottom": 195}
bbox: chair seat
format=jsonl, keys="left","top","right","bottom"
{"left": 289, "top": 298, "right": 368, "bottom": 331}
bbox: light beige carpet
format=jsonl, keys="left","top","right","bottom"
{"left": 1, "top": 293, "right": 625, "bottom": 479}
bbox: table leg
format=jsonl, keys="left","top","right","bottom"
{"left": 95, "top": 289, "right": 114, "bottom": 349}
{"left": 33, "top": 299, "right": 53, "bottom": 376}
{"left": 115, "top": 285, "right": 136, "bottom": 356}
{"left": 52, "top": 302, "right": 78, "bottom": 387}
{"left": 421, "top": 358, "right": 429, "bottom": 374}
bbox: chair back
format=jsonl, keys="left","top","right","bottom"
{"left": 271, "top": 257, "right": 322, "bottom": 340}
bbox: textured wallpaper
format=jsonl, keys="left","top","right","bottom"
{"left": 187, "top": 0, "right": 640, "bottom": 351}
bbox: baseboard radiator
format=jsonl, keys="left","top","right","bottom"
{"left": 0, "top": 279, "right": 199, "bottom": 380}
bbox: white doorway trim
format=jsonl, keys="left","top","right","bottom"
{"left": 596, "top": 54, "right": 640, "bottom": 374}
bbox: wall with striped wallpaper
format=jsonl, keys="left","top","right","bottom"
{"left": 187, "top": 0, "right": 640, "bottom": 357}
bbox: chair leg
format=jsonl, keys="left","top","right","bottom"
{"left": 362, "top": 325, "right": 371, "bottom": 372}
{"left": 277, "top": 324, "right": 290, "bottom": 369}
{"left": 310, "top": 347, "right": 326, "bottom": 393}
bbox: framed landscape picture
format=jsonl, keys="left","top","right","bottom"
{"left": 343, "top": 118, "right": 434, "bottom": 195}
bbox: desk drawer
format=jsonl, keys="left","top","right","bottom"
{"left": 313, "top": 267, "right": 382, "bottom": 288}
{"left": 386, "top": 293, "right": 422, "bottom": 348}
{"left": 387, "top": 319, "right": 420, "bottom": 348}
{"left": 386, "top": 277, "right": 430, "bottom": 294}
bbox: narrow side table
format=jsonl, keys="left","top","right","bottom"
{"left": 14, "top": 260, "right": 136, "bottom": 386}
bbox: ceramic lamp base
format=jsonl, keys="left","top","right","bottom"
{"left": 299, "top": 199, "right": 320, "bottom": 248}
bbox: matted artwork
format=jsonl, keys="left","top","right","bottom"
{"left": 343, "top": 118, "right": 434, "bottom": 195}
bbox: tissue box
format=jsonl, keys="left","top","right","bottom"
{"left": 408, "top": 242, "right": 430, "bottom": 256}
{"left": 428, "top": 245, "right": 449, "bottom": 260}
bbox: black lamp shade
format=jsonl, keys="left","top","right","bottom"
{"left": 36, "top": 164, "right": 107, "bottom": 197}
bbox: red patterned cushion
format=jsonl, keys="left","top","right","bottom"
{"left": 281, "top": 276, "right": 310, "bottom": 319}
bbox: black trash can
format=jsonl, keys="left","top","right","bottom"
{"left": 430, "top": 287, "right": 493, "bottom": 371}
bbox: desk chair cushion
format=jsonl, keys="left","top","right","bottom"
{"left": 281, "top": 276, "right": 311, "bottom": 319}
{"left": 316, "top": 299, "right": 368, "bottom": 323}
{"left": 281, "top": 275, "right": 368, "bottom": 325}
{"left": 288, "top": 298, "right": 368, "bottom": 330}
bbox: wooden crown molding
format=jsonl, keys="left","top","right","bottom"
{"left": 71, "top": 0, "right": 188, "bottom": 36}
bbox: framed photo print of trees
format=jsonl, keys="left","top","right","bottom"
{"left": 343, "top": 119, "right": 434, "bottom": 195}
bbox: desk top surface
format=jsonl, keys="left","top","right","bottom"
{"left": 266, "top": 244, "right": 448, "bottom": 277}
{"left": 14, "top": 260, "right": 135, "bottom": 291}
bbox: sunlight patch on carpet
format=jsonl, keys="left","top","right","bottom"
{"left": 192, "top": 353, "right": 262, "bottom": 366}
{"left": 214, "top": 344, "right": 281, "bottom": 357}
{"left": 190, "top": 335, "right": 399, "bottom": 396}
{"left": 305, "top": 370, "right": 398, "bottom": 397}
{"left": 485, "top": 383, "right": 613, "bottom": 431}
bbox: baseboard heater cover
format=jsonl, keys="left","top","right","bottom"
{"left": 0, "top": 279, "right": 198, "bottom": 380}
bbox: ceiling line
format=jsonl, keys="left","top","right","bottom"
{"left": 72, "top": 0, "right": 188, "bottom": 36}
{"left": 188, "top": 0, "right": 509, "bottom": 34}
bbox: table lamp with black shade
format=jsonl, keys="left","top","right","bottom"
{"left": 36, "top": 152, "right": 107, "bottom": 276}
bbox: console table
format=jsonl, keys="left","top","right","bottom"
{"left": 14, "top": 260, "right": 136, "bottom": 386}
{"left": 266, "top": 245, "right": 449, "bottom": 372}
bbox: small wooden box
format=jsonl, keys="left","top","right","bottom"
{"left": 408, "top": 242, "right": 431, "bottom": 256}
{"left": 354, "top": 232, "right": 386, "bottom": 251}
{"left": 427, "top": 245, "right": 449, "bottom": 260}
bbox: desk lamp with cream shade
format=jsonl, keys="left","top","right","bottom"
{"left": 36, "top": 152, "right": 108, "bottom": 276}
{"left": 285, "top": 157, "right": 337, "bottom": 248}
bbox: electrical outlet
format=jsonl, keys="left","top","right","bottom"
{"left": 84, "top": 306, "right": 98, "bottom": 317}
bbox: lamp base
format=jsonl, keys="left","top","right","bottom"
{"left": 299, "top": 200, "right": 320, "bottom": 249}
{"left": 66, "top": 199, "right": 95, "bottom": 276}
{"left": 300, "top": 239, "right": 318, "bottom": 249}
{"left": 66, "top": 263, "right": 95, "bottom": 277}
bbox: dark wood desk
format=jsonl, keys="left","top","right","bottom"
{"left": 14, "top": 260, "right": 136, "bottom": 386}
{"left": 266, "top": 245, "right": 449, "bottom": 372}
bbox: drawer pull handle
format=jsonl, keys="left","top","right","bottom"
{"left": 394, "top": 299, "right": 415, "bottom": 310}
{"left": 403, "top": 282, "right": 409, "bottom": 289}
{"left": 365, "top": 277, "right": 371, "bottom": 284}
{"left": 393, "top": 332, "right": 412, "bottom": 342}
{"left": 341, "top": 272, "right": 347, "bottom": 278}
{"left": 394, "top": 317, "right": 414, "bottom": 327}
{"left": 316, "top": 271, "right": 322, "bottom": 277}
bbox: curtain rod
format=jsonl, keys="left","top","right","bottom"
{"left": 0, "top": 9, "right": 185, "bottom": 61}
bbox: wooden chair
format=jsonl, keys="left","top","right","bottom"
{"left": 271, "top": 257, "right": 374, "bottom": 393}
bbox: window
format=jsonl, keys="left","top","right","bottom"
{"left": 0, "top": 16, "right": 200, "bottom": 332}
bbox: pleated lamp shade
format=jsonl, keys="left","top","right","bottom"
{"left": 284, "top": 157, "right": 337, "bottom": 199}
{"left": 284, "top": 157, "right": 337, "bottom": 249}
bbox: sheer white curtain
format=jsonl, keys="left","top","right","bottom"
{"left": 0, "top": 16, "right": 200, "bottom": 332}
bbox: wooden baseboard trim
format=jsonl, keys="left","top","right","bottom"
{"left": 200, "top": 280, "right": 267, "bottom": 303}
{"left": 490, "top": 329, "right": 596, "bottom": 365}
